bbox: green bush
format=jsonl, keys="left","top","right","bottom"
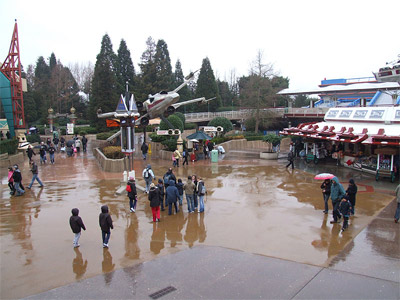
{"left": 208, "top": 117, "right": 233, "bottom": 133}
{"left": 173, "top": 112, "right": 185, "bottom": 125}
{"left": 0, "top": 138, "right": 18, "bottom": 154}
{"left": 184, "top": 122, "right": 197, "bottom": 130}
{"left": 245, "top": 136, "right": 264, "bottom": 141}
{"left": 102, "top": 146, "right": 125, "bottom": 159}
{"left": 262, "top": 133, "right": 282, "bottom": 146}
{"left": 97, "top": 130, "right": 119, "bottom": 140}
{"left": 26, "top": 134, "right": 41, "bottom": 144}
{"left": 211, "top": 136, "right": 228, "bottom": 144}
{"left": 149, "top": 133, "right": 168, "bottom": 143}
{"left": 160, "top": 115, "right": 184, "bottom": 132}
{"left": 161, "top": 137, "right": 177, "bottom": 152}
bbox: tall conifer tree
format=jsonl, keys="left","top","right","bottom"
{"left": 154, "top": 39, "right": 173, "bottom": 91}
{"left": 116, "top": 39, "right": 136, "bottom": 95}
{"left": 195, "top": 57, "right": 221, "bottom": 112}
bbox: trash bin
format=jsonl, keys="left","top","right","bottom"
{"left": 211, "top": 149, "right": 218, "bottom": 163}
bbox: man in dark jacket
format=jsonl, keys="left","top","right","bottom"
{"left": 82, "top": 135, "right": 88, "bottom": 153}
{"left": 141, "top": 142, "right": 149, "bottom": 160}
{"left": 69, "top": 208, "right": 86, "bottom": 247}
{"left": 28, "top": 161, "right": 44, "bottom": 189}
{"left": 286, "top": 151, "right": 294, "bottom": 169}
{"left": 320, "top": 179, "right": 331, "bottom": 214}
{"left": 12, "top": 164, "right": 24, "bottom": 196}
{"left": 166, "top": 180, "right": 180, "bottom": 215}
{"left": 157, "top": 179, "right": 165, "bottom": 211}
{"left": 163, "top": 168, "right": 176, "bottom": 188}
{"left": 99, "top": 205, "right": 113, "bottom": 248}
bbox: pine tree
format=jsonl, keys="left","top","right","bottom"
{"left": 195, "top": 57, "right": 222, "bottom": 112}
{"left": 174, "top": 60, "right": 192, "bottom": 112}
{"left": 33, "top": 56, "right": 51, "bottom": 122}
{"left": 116, "top": 39, "right": 136, "bottom": 95}
{"left": 89, "top": 34, "right": 119, "bottom": 130}
{"left": 154, "top": 39, "right": 173, "bottom": 91}
{"left": 139, "top": 36, "right": 157, "bottom": 99}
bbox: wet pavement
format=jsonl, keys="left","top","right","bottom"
{"left": 1, "top": 142, "right": 399, "bottom": 299}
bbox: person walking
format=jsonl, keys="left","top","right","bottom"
{"left": 182, "top": 149, "right": 189, "bottom": 166}
{"left": 176, "top": 178, "right": 184, "bottom": 206}
{"left": 26, "top": 145, "right": 36, "bottom": 162}
{"left": 7, "top": 166, "right": 15, "bottom": 195}
{"left": 148, "top": 183, "right": 161, "bottom": 222}
{"left": 142, "top": 164, "right": 155, "bottom": 194}
{"left": 173, "top": 149, "right": 182, "bottom": 167}
{"left": 12, "top": 164, "right": 24, "bottom": 196}
{"left": 141, "top": 142, "right": 149, "bottom": 160}
{"left": 99, "top": 205, "right": 113, "bottom": 248}
{"left": 320, "top": 179, "right": 331, "bottom": 214}
{"left": 81, "top": 135, "right": 88, "bottom": 153}
{"left": 330, "top": 177, "right": 346, "bottom": 224}
{"left": 39, "top": 142, "right": 47, "bottom": 164}
{"left": 28, "top": 161, "right": 44, "bottom": 189}
{"left": 48, "top": 143, "right": 56, "bottom": 164}
{"left": 346, "top": 179, "right": 358, "bottom": 215}
{"left": 166, "top": 180, "right": 180, "bottom": 215}
{"left": 183, "top": 175, "right": 195, "bottom": 213}
{"left": 286, "top": 150, "right": 294, "bottom": 169}
{"left": 126, "top": 177, "right": 137, "bottom": 212}
{"left": 339, "top": 196, "right": 352, "bottom": 232}
{"left": 192, "top": 175, "right": 198, "bottom": 210}
{"left": 69, "top": 208, "right": 86, "bottom": 248}
{"left": 74, "top": 138, "right": 81, "bottom": 153}
{"left": 157, "top": 179, "right": 166, "bottom": 211}
{"left": 394, "top": 184, "right": 400, "bottom": 223}
{"left": 53, "top": 136, "right": 59, "bottom": 151}
{"left": 197, "top": 177, "right": 206, "bottom": 213}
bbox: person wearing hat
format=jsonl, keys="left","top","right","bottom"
{"left": 142, "top": 164, "right": 155, "bottom": 194}
{"left": 148, "top": 183, "right": 161, "bottom": 222}
{"left": 126, "top": 177, "right": 137, "bottom": 212}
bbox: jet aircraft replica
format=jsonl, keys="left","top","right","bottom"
{"left": 98, "top": 70, "right": 215, "bottom": 129}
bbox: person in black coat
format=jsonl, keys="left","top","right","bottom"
{"left": 346, "top": 179, "right": 358, "bottom": 215}
{"left": 339, "top": 196, "right": 352, "bottom": 232}
{"left": 99, "top": 205, "right": 113, "bottom": 248}
{"left": 148, "top": 183, "right": 160, "bottom": 222}
{"left": 69, "top": 208, "right": 86, "bottom": 247}
{"left": 26, "top": 145, "right": 36, "bottom": 162}
{"left": 127, "top": 177, "right": 137, "bottom": 212}
{"left": 286, "top": 151, "right": 294, "bottom": 169}
{"left": 320, "top": 179, "right": 331, "bottom": 214}
{"left": 157, "top": 179, "right": 165, "bottom": 211}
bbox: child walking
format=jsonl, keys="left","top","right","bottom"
{"left": 69, "top": 208, "right": 86, "bottom": 248}
{"left": 177, "top": 178, "right": 184, "bottom": 206}
{"left": 99, "top": 205, "right": 113, "bottom": 248}
{"left": 8, "top": 167, "right": 15, "bottom": 195}
{"left": 346, "top": 179, "right": 358, "bottom": 215}
{"left": 339, "top": 196, "right": 352, "bottom": 232}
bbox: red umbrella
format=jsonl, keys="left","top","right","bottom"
{"left": 314, "top": 173, "right": 335, "bottom": 180}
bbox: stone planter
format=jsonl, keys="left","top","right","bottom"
{"left": 260, "top": 151, "right": 279, "bottom": 160}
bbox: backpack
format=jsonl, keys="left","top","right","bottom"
{"left": 163, "top": 174, "right": 171, "bottom": 185}
{"left": 200, "top": 184, "right": 206, "bottom": 195}
{"left": 126, "top": 184, "right": 132, "bottom": 193}
{"left": 144, "top": 168, "right": 150, "bottom": 178}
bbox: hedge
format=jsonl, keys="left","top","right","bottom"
{"left": 101, "top": 146, "right": 125, "bottom": 159}
{"left": 0, "top": 138, "right": 19, "bottom": 154}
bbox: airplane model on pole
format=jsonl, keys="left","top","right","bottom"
{"left": 97, "top": 70, "right": 216, "bottom": 141}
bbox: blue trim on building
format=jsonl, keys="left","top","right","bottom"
{"left": 368, "top": 91, "right": 382, "bottom": 106}
{"left": 0, "top": 72, "right": 15, "bottom": 137}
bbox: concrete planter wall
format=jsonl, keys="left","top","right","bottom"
{"left": 260, "top": 151, "right": 279, "bottom": 160}
{"left": 93, "top": 147, "right": 128, "bottom": 173}
{"left": 0, "top": 152, "right": 24, "bottom": 168}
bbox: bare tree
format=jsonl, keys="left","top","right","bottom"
{"left": 249, "top": 49, "right": 275, "bottom": 78}
{"left": 69, "top": 61, "right": 94, "bottom": 94}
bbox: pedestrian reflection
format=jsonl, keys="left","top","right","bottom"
{"left": 124, "top": 215, "right": 140, "bottom": 260}
{"left": 198, "top": 213, "right": 207, "bottom": 243}
{"left": 183, "top": 213, "right": 207, "bottom": 247}
{"left": 102, "top": 248, "right": 115, "bottom": 285}
{"left": 166, "top": 211, "right": 186, "bottom": 248}
{"left": 150, "top": 222, "right": 165, "bottom": 254}
{"left": 72, "top": 247, "right": 87, "bottom": 280}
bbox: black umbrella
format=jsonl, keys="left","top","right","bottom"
{"left": 186, "top": 131, "right": 212, "bottom": 140}
{"left": 66, "top": 140, "right": 74, "bottom": 147}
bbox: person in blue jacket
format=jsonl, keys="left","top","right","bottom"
{"left": 165, "top": 180, "right": 179, "bottom": 215}
{"left": 330, "top": 176, "right": 346, "bottom": 224}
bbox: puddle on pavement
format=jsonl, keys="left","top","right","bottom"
{"left": 0, "top": 149, "right": 396, "bottom": 299}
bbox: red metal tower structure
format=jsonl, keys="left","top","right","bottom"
{"left": 1, "top": 20, "right": 26, "bottom": 129}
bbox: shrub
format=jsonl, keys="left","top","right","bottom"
{"left": 102, "top": 146, "right": 125, "bottom": 159}
{"left": 161, "top": 137, "right": 177, "bottom": 152}
{"left": 160, "top": 115, "right": 184, "bottom": 132}
{"left": 97, "top": 130, "right": 119, "bottom": 140}
{"left": 184, "top": 122, "right": 197, "bottom": 130}
{"left": 208, "top": 117, "right": 233, "bottom": 133}
{"left": 0, "top": 138, "right": 18, "bottom": 154}
{"left": 26, "top": 134, "right": 41, "bottom": 144}
{"left": 173, "top": 112, "right": 185, "bottom": 125}
{"left": 245, "top": 136, "right": 264, "bottom": 141}
{"left": 262, "top": 134, "right": 283, "bottom": 152}
{"left": 149, "top": 133, "right": 168, "bottom": 143}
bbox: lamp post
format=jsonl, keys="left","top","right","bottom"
{"left": 48, "top": 107, "right": 55, "bottom": 132}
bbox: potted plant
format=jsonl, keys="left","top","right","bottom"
{"left": 260, "top": 134, "right": 282, "bottom": 159}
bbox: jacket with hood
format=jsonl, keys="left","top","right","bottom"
{"left": 148, "top": 186, "right": 160, "bottom": 207}
{"left": 127, "top": 179, "right": 137, "bottom": 199}
{"left": 70, "top": 208, "right": 86, "bottom": 233}
{"left": 346, "top": 179, "right": 358, "bottom": 202}
{"left": 330, "top": 177, "right": 346, "bottom": 202}
{"left": 12, "top": 168, "right": 22, "bottom": 183}
{"left": 99, "top": 205, "right": 113, "bottom": 233}
{"left": 142, "top": 165, "right": 155, "bottom": 180}
{"left": 339, "top": 198, "right": 352, "bottom": 216}
{"left": 165, "top": 180, "right": 179, "bottom": 204}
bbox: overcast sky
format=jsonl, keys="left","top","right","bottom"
{"left": 1, "top": 0, "right": 399, "bottom": 91}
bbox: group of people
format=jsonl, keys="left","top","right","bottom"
{"left": 320, "top": 177, "right": 358, "bottom": 232}
{"left": 139, "top": 166, "right": 206, "bottom": 222}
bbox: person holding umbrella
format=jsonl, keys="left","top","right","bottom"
{"left": 320, "top": 179, "right": 331, "bottom": 214}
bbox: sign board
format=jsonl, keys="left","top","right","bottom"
{"left": 202, "top": 126, "right": 217, "bottom": 132}
{"left": 67, "top": 123, "right": 74, "bottom": 134}
{"left": 157, "top": 130, "right": 170, "bottom": 135}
